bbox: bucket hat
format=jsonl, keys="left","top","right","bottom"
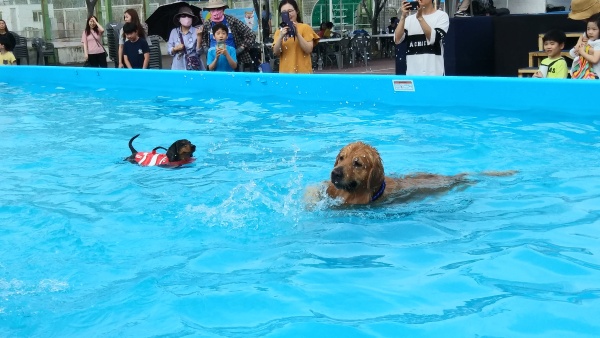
{"left": 203, "top": 0, "right": 229, "bottom": 10}
{"left": 569, "top": 0, "right": 600, "bottom": 20}
{"left": 173, "top": 6, "right": 200, "bottom": 26}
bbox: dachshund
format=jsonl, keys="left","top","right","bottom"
{"left": 307, "top": 141, "right": 516, "bottom": 206}
{"left": 125, "top": 134, "right": 196, "bottom": 167}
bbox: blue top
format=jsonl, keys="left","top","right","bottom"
{"left": 167, "top": 27, "right": 204, "bottom": 70}
{"left": 206, "top": 45, "right": 237, "bottom": 72}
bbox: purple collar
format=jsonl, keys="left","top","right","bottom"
{"left": 371, "top": 181, "right": 386, "bottom": 202}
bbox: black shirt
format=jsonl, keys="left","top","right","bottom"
{"left": 123, "top": 38, "right": 150, "bottom": 69}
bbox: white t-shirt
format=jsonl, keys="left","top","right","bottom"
{"left": 396, "top": 10, "right": 449, "bottom": 76}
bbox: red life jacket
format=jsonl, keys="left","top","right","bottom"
{"left": 134, "top": 150, "right": 195, "bottom": 167}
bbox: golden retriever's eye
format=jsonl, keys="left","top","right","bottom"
{"left": 339, "top": 155, "right": 344, "bottom": 161}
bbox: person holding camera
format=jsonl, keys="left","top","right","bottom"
{"left": 273, "top": 0, "right": 320, "bottom": 73}
{"left": 394, "top": 0, "right": 449, "bottom": 76}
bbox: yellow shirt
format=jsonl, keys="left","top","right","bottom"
{"left": 541, "top": 56, "right": 568, "bottom": 79}
{"left": 0, "top": 51, "right": 16, "bottom": 65}
{"left": 274, "top": 23, "right": 320, "bottom": 74}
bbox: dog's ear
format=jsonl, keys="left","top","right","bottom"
{"left": 166, "top": 141, "right": 180, "bottom": 162}
{"left": 366, "top": 152, "right": 384, "bottom": 191}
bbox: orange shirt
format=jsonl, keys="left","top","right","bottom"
{"left": 274, "top": 23, "right": 319, "bottom": 74}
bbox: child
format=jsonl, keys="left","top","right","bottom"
{"left": 570, "top": 13, "right": 600, "bottom": 79}
{"left": 0, "top": 37, "right": 16, "bottom": 66}
{"left": 532, "top": 29, "right": 568, "bottom": 79}
{"left": 122, "top": 22, "right": 149, "bottom": 69}
{"left": 207, "top": 23, "right": 237, "bottom": 72}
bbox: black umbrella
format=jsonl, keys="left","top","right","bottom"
{"left": 146, "top": 2, "right": 203, "bottom": 41}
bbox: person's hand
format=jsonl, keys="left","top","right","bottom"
{"left": 415, "top": 5, "right": 424, "bottom": 20}
{"left": 399, "top": 1, "right": 411, "bottom": 18}
{"left": 532, "top": 71, "right": 543, "bottom": 78}
{"left": 174, "top": 43, "right": 184, "bottom": 52}
{"left": 279, "top": 26, "right": 289, "bottom": 40}
{"left": 578, "top": 43, "right": 586, "bottom": 55}
{"left": 195, "top": 25, "right": 203, "bottom": 35}
{"left": 216, "top": 47, "right": 224, "bottom": 57}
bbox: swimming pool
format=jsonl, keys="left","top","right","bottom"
{"left": 1, "top": 67, "right": 600, "bottom": 337}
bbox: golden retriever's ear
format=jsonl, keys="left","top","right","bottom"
{"left": 366, "top": 154, "right": 385, "bottom": 191}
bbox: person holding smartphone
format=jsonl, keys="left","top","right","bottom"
{"left": 207, "top": 23, "right": 238, "bottom": 71}
{"left": 273, "top": 0, "right": 320, "bottom": 73}
{"left": 394, "top": 0, "right": 449, "bottom": 76}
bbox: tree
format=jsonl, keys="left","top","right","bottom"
{"left": 359, "top": 0, "right": 387, "bottom": 34}
{"left": 86, "top": 0, "right": 99, "bottom": 17}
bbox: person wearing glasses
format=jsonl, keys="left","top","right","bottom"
{"left": 273, "top": 0, "right": 320, "bottom": 73}
{"left": 200, "top": 0, "right": 256, "bottom": 71}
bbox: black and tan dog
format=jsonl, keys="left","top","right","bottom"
{"left": 125, "top": 134, "right": 196, "bottom": 167}
{"left": 306, "top": 141, "right": 516, "bottom": 205}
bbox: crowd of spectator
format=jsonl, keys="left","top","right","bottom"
{"left": 3, "top": 0, "right": 599, "bottom": 79}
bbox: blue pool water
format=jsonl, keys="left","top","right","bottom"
{"left": 1, "top": 69, "right": 600, "bottom": 337}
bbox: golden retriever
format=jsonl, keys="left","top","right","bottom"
{"left": 309, "top": 141, "right": 515, "bottom": 205}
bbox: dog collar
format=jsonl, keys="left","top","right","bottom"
{"left": 371, "top": 181, "right": 386, "bottom": 202}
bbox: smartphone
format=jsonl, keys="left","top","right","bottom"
{"left": 409, "top": 1, "right": 419, "bottom": 10}
{"left": 281, "top": 11, "right": 296, "bottom": 38}
{"left": 217, "top": 42, "right": 225, "bottom": 49}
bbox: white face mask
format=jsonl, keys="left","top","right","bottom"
{"left": 180, "top": 17, "right": 192, "bottom": 27}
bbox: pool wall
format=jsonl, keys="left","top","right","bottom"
{"left": 3, "top": 66, "right": 598, "bottom": 115}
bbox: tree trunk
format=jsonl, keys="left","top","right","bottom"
{"left": 86, "top": 0, "right": 99, "bottom": 17}
{"left": 360, "top": 0, "right": 387, "bottom": 35}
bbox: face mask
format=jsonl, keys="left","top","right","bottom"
{"left": 180, "top": 17, "right": 192, "bottom": 27}
{"left": 210, "top": 9, "right": 224, "bottom": 22}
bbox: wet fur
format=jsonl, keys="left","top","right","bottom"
{"left": 317, "top": 141, "right": 515, "bottom": 205}
{"left": 125, "top": 134, "right": 196, "bottom": 165}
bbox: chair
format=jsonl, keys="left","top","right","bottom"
{"left": 148, "top": 35, "right": 162, "bottom": 69}
{"left": 10, "top": 32, "right": 29, "bottom": 65}
{"left": 31, "top": 38, "right": 56, "bottom": 65}
{"left": 106, "top": 22, "right": 123, "bottom": 67}
{"left": 325, "top": 37, "right": 350, "bottom": 69}
{"left": 351, "top": 34, "right": 371, "bottom": 67}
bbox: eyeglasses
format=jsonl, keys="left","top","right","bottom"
{"left": 280, "top": 9, "right": 295, "bottom": 14}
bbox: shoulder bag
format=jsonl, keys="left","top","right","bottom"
{"left": 178, "top": 29, "right": 202, "bottom": 71}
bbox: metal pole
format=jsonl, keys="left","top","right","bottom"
{"left": 41, "top": 0, "right": 52, "bottom": 40}
{"left": 106, "top": 0, "right": 113, "bottom": 24}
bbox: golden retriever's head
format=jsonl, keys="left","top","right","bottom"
{"left": 166, "top": 139, "right": 196, "bottom": 162}
{"left": 330, "top": 142, "right": 385, "bottom": 194}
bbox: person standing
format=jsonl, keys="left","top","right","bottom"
{"left": 272, "top": 0, "right": 320, "bottom": 74}
{"left": 167, "top": 6, "right": 204, "bottom": 70}
{"left": 122, "top": 23, "right": 150, "bottom": 69}
{"left": 118, "top": 9, "right": 150, "bottom": 68}
{"left": 200, "top": 0, "right": 256, "bottom": 71}
{"left": 207, "top": 23, "right": 238, "bottom": 71}
{"left": 0, "top": 20, "right": 16, "bottom": 51}
{"left": 81, "top": 15, "right": 108, "bottom": 68}
{"left": 0, "top": 38, "right": 16, "bottom": 65}
{"left": 394, "top": 0, "right": 449, "bottom": 76}
{"left": 262, "top": 4, "right": 272, "bottom": 42}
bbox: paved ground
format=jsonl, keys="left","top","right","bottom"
{"left": 66, "top": 54, "right": 396, "bottom": 75}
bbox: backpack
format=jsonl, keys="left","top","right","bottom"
{"left": 472, "top": 0, "right": 496, "bottom": 15}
